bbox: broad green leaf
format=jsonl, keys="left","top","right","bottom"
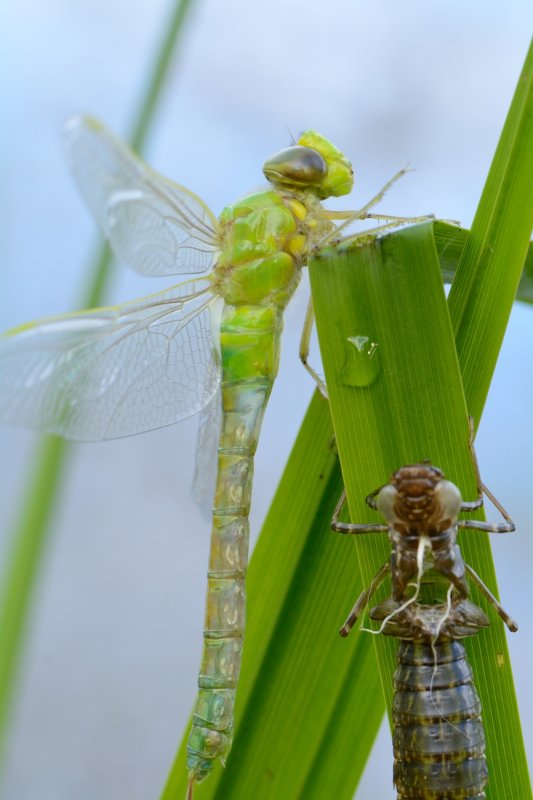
{"left": 310, "top": 224, "right": 530, "bottom": 800}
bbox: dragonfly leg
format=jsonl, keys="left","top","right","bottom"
{"left": 459, "top": 517, "right": 515, "bottom": 533}
{"left": 319, "top": 167, "right": 434, "bottom": 246}
{"left": 365, "top": 211, "right": 461, "bottom": 226}
{"left": 355, "top": 166, "right": 412, "bottom": 214}
{"left": 331, "top": 488, "right": 388, "bottom": 534}
{"left": 364, "top": 212, "right": 436, "bottom": 227}
{"left": 364, "top": 212, "right": 433, "bottom": 223}
{"left": 299, "top": 296, "right": 328, "bottom": 398}
{"left": 460, "top": 416, "right": 515, "bottom": 529}
{"left": 465, "top": 563, "right": 518, "bottom": 631}
{"left": 340, "top": 561, "right": 390, "bottom": 636}
{"left": 460, "top": 416, "right": 485, "bottom": 511}
{"left": 365, "top": 486, "right": 382, "bottom": 510}
{"left": 322, "top": 217, "right": 434, "bottom": 250}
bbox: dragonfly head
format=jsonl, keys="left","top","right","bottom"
{"left": 263, "top": 131, "right": 353, "bottom": 199}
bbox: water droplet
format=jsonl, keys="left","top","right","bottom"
{"left": 340, "top": 335, "right": 381, "bottom": 387}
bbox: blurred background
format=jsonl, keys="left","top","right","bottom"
{"left": 1, "top": 1, "right": 531, "bottom": 797}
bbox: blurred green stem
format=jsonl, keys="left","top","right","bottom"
{"left": 0, "top": 0, "right": 198, "bottom": 768}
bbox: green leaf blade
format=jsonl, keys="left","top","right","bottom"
{"left": 448, "top": 39, "right": 533, "bottom": 422}
{"left": 310, "top": 223, "right": 531, "bottom": 800}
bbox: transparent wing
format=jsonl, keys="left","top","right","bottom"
{"left": 191, "top": 384, "right": 221, "bottom": 520}
{"left": 0, "top": 278, "right": 221, "bottom": 441}
{"left": 63, "top": 115, "right": 221, "bottom": 277}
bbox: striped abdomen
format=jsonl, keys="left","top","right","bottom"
{"left": 393, "top": 639, "right": 487, "bottom": 799}
{"left": 187, "top": 301, "right": 285, "bottom": 783}
{"left": 186, "top": 375, "right": 271, "bottom": 779}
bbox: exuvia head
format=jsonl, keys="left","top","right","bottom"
{"left": 376, "top": 463, "right": 463, "bottom": 531}
{"left": 263, "top": 130, "right": 354, "bottom": 200}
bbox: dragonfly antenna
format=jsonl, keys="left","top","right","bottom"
{"left": 284, "top": 124, "right": 296, "bottom": 145}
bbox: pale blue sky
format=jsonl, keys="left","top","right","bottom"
{"left": 1, "top": 1, "right": 532, "bottom": 797}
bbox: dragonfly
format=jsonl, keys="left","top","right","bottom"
{"left": 0, "top": 116, "right": 429, "bottom": 793}
{"left": 332, "top": 454, "right": 517, "bottom": 799}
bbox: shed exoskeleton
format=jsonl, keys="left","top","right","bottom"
{"left": 332, "top": 445, "right": 517, "bottom": 800}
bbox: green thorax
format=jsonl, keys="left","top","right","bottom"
{"left": 212, "top": 188, "right": 329, "bottom": 308}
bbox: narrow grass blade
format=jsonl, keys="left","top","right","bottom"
{"left": 0, "top": 0, "right": 198, "bottom": 763}
{"left": 448, "top": 39, "right": 533, "bottom": 421}
{"left": 434, "top": 221, "right": 533, "bottom": 305}
{"left": 0, "top": 436, "right": 68, "bottom": 753}
{"left": 443, "top": 42, "right": 533, "bottom": 796}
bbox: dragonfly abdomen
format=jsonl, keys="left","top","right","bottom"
{"left": 392, "top": 639, "right": 487, "bottom": 800}
{"left": 187, "top": 363, "right": 276, "bottom": 780}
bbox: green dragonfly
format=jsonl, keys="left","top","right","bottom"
{"left": 0, "top": 117, "right": 427, "bottom": 793}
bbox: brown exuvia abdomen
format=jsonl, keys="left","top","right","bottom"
{"left": 392, "top": 640, "right": 487, "bottom": 799}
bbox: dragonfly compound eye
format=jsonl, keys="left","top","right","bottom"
{"left": 263, "top": 145, "right": 327, "bottom": 188}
